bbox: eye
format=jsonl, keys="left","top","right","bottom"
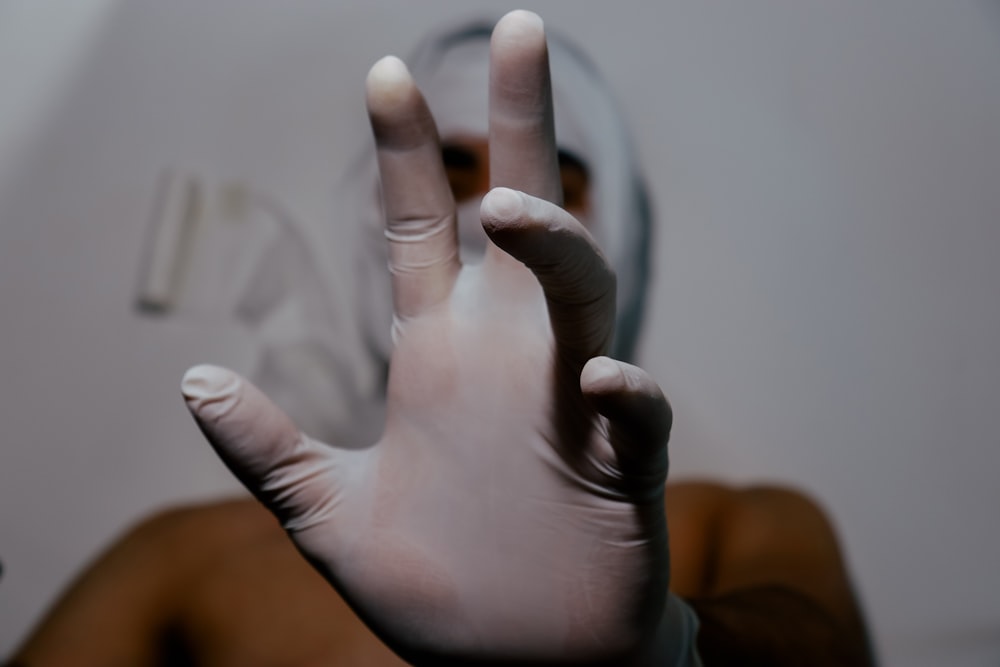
{"left": 441, "top": 143, "right": 485, "bottom": 202}
{"left": 558, "top": 150, "right": 591, "bottom": 214}
{"left": 442, "top": 145, "right": 478, "bottom": 170}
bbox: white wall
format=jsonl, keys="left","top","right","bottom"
{"left": 1, "top": 1, "right": 999, "bottom": 664}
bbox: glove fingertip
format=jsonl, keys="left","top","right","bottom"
{"left": 581, "top": 357, "right": 673, "bottom": 445}
{"left": 480, "top": 187, "right": 525, "bottom": 234}
{"left": 181, "top": 364, "right": 242, "bottom": 419}
{"left": 580, "top": 356, "right": 627, "bottom": 397}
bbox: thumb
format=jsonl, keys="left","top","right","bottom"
{"left": 181, "top": 364, "right": 344, "bottom": 532}
{"left": 580, "top": 357, "right": 671, "bottom": 498}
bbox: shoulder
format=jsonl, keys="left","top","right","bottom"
{"left": 87, "top": 496, "right": 284, "bottom": 602}
{"left": 71, "top": 496, "right": 286, "bottom": 611}
{"left": 667, "top": 481, "right": 874, "bottom": 665}
{"left": 665, "top": 480, "right": 838, "bottom": 598}
{"left": 666, "top": 479, "right": 833, "bottom": 542}
{"left": 667, "top": 479, "right": 827, "bottom": 511}
{"left": 10, "top": 497, "right": 279, "bottom": 665}
{"left": 670, "top": 481, "right": 840, "bottom": 563}
{"left": 95, "top": 496, "right": 283, "bottom": 582}
{"left": 126, "top": 496, "right": 281, "bottom": 551}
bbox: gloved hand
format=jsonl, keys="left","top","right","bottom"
{"left": 183, "top": 11, "right": 686, "bottom": 666}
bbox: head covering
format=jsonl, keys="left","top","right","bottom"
{"left": 356, "top": 16, "right": 653, "bottom": 368}
{"left": 250, "top": 16, "right": 654, "bottom": 445}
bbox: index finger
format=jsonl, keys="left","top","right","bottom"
{"left": 367, "top": 56, "right": 460, "bottom": 321}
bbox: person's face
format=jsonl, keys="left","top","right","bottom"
{"left": 441, "top": 136, "right": 591, "bottom": 217}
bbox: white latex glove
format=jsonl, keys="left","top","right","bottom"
{"left": 183, "top": 11, "right": 691, "bottom": 666}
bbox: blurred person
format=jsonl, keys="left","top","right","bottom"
{"left": 9, "top": 11, "right": 872, "bottom": 667}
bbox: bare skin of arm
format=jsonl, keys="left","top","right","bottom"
{"left": 10, "top": 482, "right": 873, "bottom": 667}
{"left": 670, "top": 483, "right": 875, "bottom": 666}
{"left": 9, "top": 499, "right": 405, "bottom": 667}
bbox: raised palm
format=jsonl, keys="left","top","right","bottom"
{"left": 183, "top": 12, "right": 674, "bottom": 666}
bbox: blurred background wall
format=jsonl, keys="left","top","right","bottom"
{"left": 1, "top": 1, "right": 998, "bottom": 664}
